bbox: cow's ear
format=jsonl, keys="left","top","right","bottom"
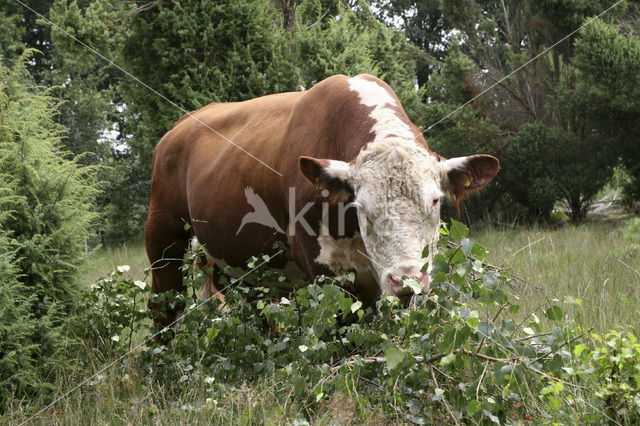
{"left": 299, "top": 156, "right": 353, "bottom": 203}
{"left": 441, "top": 154, "right": 500, "bottom": 213}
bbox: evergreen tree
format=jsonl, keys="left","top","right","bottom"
{"left": 371, "top": 0, "right": 451, "bottom": 87}
{"left": 0, "top": 50, "right": 98, "bottom": 406}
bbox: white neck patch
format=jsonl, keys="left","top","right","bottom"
{"left": 348, "top": 76, "right": 415, "bottom": 145}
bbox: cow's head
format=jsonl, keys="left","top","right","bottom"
{"left": 300, "top": 141, "right": 499, "bottom": 301}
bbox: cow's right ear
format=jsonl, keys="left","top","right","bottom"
{"left": 299, "top": 156, "right": 353, "bottom": 203}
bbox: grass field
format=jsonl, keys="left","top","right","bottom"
{"left": 83, "top": 238, "right": 149, "bottom": 284}
{"left": 475, "top": 219, "right": 640, "bottom": 333}
{"left": 7, "top": 218, "right": 638, "bottom": 425}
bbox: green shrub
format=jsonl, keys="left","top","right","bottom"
{"left": 0, "top": 51, "right": 98, "bottom": 407}
{"left": 86, "top": 219, "right": 623, "bottom": 424}
{"left": 501, "top": 124, "right": 562, "bottom": 220}
{"left": 574, "top": 331, "right": 640, "bottom": 424}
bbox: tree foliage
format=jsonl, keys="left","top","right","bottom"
{"left": 0, "top": 51, "right": 98, "bottom": 406}
{"left": 0, "top": 0, "right": 638, "bottom": 241}
{"left": 417, "top": 0, "right": 639, "bottom": 221}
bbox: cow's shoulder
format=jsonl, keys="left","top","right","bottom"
{"left": 173, "top": 103, "right": 215, "bottom": 128}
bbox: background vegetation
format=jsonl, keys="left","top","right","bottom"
{"left": 0, "top": 0, "right": 639, "bottom": 423}
{"left": 3, "top": 0, "right": 638, "bottom": 241}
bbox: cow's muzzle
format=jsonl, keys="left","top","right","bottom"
{"left": 385, "top": 266, "right": 430, "bottom": 305}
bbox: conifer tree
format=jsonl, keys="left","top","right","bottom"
{"left": 0, "top": 50, "right": 98, "bottom": 406}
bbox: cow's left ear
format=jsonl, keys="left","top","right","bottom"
{"left": 441, "top": 154, "right": 500, "bottom": 212}
{"left": 299, "top": 156, "right": 353, "bottom": 203}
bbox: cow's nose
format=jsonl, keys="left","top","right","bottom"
{"left": 384, "top": 267, "right": 430, "bottom": 302}
{"left": 397, "top": 262, "right": 430, "bottom": 289}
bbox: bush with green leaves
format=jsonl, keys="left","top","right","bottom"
{"left": 82, "top": 219, "right": 639, "bottom": 423}
{"left": 574, "top": 331, "right": 640, "bottom": 424}
{"left": 84, "top": 265, "right": 150, "bottom": 356}
{"left": 0, "top": 51, "right": 98, "bottom": 408}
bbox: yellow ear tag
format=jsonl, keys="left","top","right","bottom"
{"left": 464, "top": 175, "right": 472, "bottom": 188}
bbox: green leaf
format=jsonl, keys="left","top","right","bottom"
{"left": 482, "top": 272, "right": 497, "bottom": 289}
{"left": 402, "top": 277, "right": 422, "bottom": 295}
{"left": 477, "top": 322, "right": 495, "bottom": 338}
{"left": 455, "top": 262, "right": 471, "bottom": 278}
{"left": 440, "top": 353, "right": 456, "bottom": 365}
{"left": 449, "top": 218, "right": 469, "bottom": 241}
{"left": 455, "top": 326, "right": 472, "bottom": 349}
{"left": 547, "top": 394, "right": 561, "bottom": 411}
{"left": 385, "top": 346, "right": 405, "bottom": 370}
{"left": 350, "top": 301, "right": 362, "bottom": 313}
{"left": 574, "top": 344, "right": 587, "bottom": 357}
{"left": 421, "top": 245, "right": 429, "bottom": 259}
{"left": 508, "top": 304, "right": 520, "bottom": 314}
{"left": 495, "top": 365, "right": 514, "bottom": 385}
{"left": 466, "top": 317, "right": 479, "bottom": 329}
{"left": 471, "top": 242, "right": 487, "bottom": 260}
{"left": 440, "top": 328, "right": 456, "bottom": 353}
{"left": 545, "top": 306, "right": 563, "bottom": 322}
{"left": 461, "top": 238, "right": 474, "bottom": 256}
{"left": 468, "top": 399, "right": 481, "bottom": 415}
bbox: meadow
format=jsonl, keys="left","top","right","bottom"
{"left": 5, "top": 217, "right": 637, "bottom": 425}
{"left": 475, "top": 219, "right": 640, "bottom": 333}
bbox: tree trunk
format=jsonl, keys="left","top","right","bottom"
{"left": 280, "top": 0, "right": 297, "bottom": 32}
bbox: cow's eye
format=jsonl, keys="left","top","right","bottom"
{"left": 433, "top": 197, "right": 440, "bottom": 205}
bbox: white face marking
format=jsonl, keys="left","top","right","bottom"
{"left": 327, "top": 76, "right": 449, "bottom": 295}
{"left": 349, "top": 142, "right": 443, "bottom": 293}
{"left": 348, "top": 77, "right": 415, "bottom": 144}
{"left": 324, "top": 159, "right": 351, "bottom": 181}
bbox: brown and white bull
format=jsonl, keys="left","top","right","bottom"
{"left": 145, "top": 74, "right": 499, "bottom": 327}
